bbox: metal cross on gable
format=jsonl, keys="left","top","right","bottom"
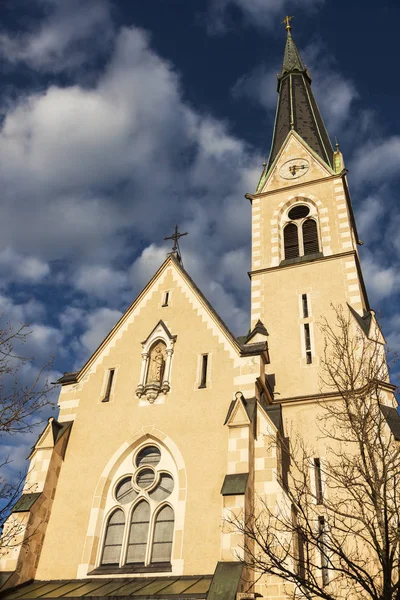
{"left": 164, "top": 225, "right": 188, "bottom": 266}
{"left": 164, "top": 225, "right": 188, "bottom": 252}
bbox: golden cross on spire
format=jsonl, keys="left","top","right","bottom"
{"left": 282, "top": 15, "right": 294, "bottom": 32}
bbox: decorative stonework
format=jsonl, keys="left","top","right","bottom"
{"left": 136, "top": 320, "right": 176, "bottom": 403}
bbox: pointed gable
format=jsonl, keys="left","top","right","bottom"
{"left": 258, "top": 130, "right": 333, "bottom": 194}
{"left": 60, "top": 255, "right": 245, "bottom": 388}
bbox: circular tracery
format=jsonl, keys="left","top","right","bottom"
{"left": 136, "top": 445, "right": 161, "bottom": 468}
{"left": 288, "top": 205, "right": 310, "bottom": 220}
{"left": 149, "top": 473, "right": 174, "bottom": 501}
{"left": 115, "top": 477, "right": 137, "bottom": 504}
{"left": 113, "top": 445, "right": 174, "bottom": 503}
{"left": 136, "top": 468, "right": 156, "bottom": 489}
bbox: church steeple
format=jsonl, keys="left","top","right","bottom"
{"left": 267, "top": 21, "right": 334, "bottom": 172}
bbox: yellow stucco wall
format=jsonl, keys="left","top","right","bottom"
{"left": 35, "top": 264, "right": 251, "bottom": 580}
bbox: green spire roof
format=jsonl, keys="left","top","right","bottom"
{"left": 280, "top": 30, "right": 305, "bottom": 77}
{"left": 266, "top": 26, "right": 334, "bottom": 172}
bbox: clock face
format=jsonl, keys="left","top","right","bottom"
{"left": 279, "top": 158, "right": 310, "bottom": 180}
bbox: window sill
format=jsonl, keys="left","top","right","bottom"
{"left": 280, "top": 252, "right": 323, "bottom": 266}
{"left": 88, "top": 563, "right": 172, "bottom": 576}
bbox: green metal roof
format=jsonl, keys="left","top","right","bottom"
{"left": 0, "top": 576, "right": 213, "bottom": 599}
{"left": 11, "top": 493, "right": 41, "bottom": 513}
{"left": 207, "top": 562, "right": 243, "bottom": 600}
{"left": 280, "top": 31, "right": 305, "bottom": 76}
{"left": 221, "top": 473, "right": 249, "bottom": 496}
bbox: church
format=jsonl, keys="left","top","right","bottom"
{"left": 0, "top": 20, "right": 398, "bottom": 600}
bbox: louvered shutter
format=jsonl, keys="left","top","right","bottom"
{"left": 284, "top": 223, "right": 299, "bottom": 259}
{"left": 101, "top": 509, "right": 125, "bottom": 565}
{"left": 302, "top": 219, "right": 319, "bottom": 255}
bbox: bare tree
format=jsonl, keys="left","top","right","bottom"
{"left": 0, "top": 320, "right": 54, "bottom": 552}
{"left": 229, "top": 305, "right": 400, "bottom": 600}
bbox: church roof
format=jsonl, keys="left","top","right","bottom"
{"left": 0, "top": 563, "right": 244, "bottom": 599}
{"left": 267, "top": 28, "right": 334, "bottom": 172}
{"left": 57, "top": 255, "right": 268, "bottom": 386}
{"left": 0, "top": 576, "right": 212, "bottom": 599}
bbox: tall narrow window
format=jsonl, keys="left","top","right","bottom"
{"left": 278, "top": 435, "right": 290, "bottom": 490}
{"left": 101, "top": 509, "right": 125, "bottom": 566}
{"left": 302, "top": 294, "right": 309, "bottom": 318}
{"left": 103, "top": 369, "right": 115, "bottom": 402}
{"left": 284, "top": 223, "right": 300, "bottom": 259}
{"left": 304, "top": 324, "right": 312, "bottom": 364}
{"left": 199, "top": 354, "right": 208, "bottom": 388}
{"left": 127, "top": 501, "right": 150, "bottom": 565}
{"left": 151, "top": 505, "right": 174, "bottom": 564}
{"left": 302, "top": 220, "right": 319, "bottom": 255}
{"left": 162, "top": 291, "right": 169, "bottom": 307}
{"left": 314, "top": 458, "right": 323, "bottom": 504}
{"left": 291, "top": 505, "right": 305, "bottom": 579}
{"left": 318, "top": 516, "right": 329, "bottom": 586}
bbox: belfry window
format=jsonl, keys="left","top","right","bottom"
{"left": 283, "top": 204, "right": 320, "bottom": 260}
{"left": 100, "top": 444, "right": 175, "bottom": 572}
{"left": 284, "top": 223, "right": 299, "bottom": 259}
{"left": 303, "top": 220, "right": 319, "bottom": 255}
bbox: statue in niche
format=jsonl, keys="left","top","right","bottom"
{"left": 147, "top": 342, "right": 166, "bottom": 384}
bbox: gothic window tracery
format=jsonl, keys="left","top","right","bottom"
{"left": 100, "top": 444, "right": 175, "bottom": 571}
{"left": 282, "top": 202, "right": 320, "bottom": 261}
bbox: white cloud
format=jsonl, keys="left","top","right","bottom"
{"left": 130, "top": 245, "right": 168, "bottom": 291}
{"left": 75, "top": 265, "right": 129, "bottom": 300}
{"left": 0, "top": 22, "right": 260, "bottom": 336}
{"left": 232, "top": 65, "right": 278, "bottom": 113}
{"left": 0, "top": 294, "right": 46, "bottom": 324}
{"left": 351, "top": 137, "right": 400, "bottom": 185}
{"left": 0, "top": 0, "right": 114, "bottom": 73}
{"left": 356, "top": 195, "right": 387, "bottom": 243}
{"left": 79, "top": 307, "right": 122, "bottom": 359}
{"left": 360, "top": 250, "right": 400, "bottom": 305}
{"left": 207, "top": 0, "right": 324, "bottom": 33}
{"left": 0, "top": 247, "right": 49, "bottom": 283}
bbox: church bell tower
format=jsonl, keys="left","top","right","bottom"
{"left": 246, "top": 19, "right": 371, "bottom": 400}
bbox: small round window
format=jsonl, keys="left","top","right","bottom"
{"left": 149, "top": 473, "right": 174, "bottom": 501}
{"left": 136, "top": 468, "right": 156, "bottom": 489}
{"left": 288, "top": 205, "right": 310, "bottom": 220}
{"left": 136, "top": 446, "right": 161, "bottom": 468}
{"left": 115, "top": 477, "right": 138, "bottom": 504}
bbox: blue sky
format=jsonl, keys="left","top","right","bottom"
{"left": 0, "top": 0, "right": 399, "bottom": 479}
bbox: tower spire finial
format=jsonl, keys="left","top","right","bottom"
{"left": 282, "top": 15, "right": 294, "bottom": 32}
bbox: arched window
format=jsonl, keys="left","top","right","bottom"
{"left": 99, "top": 444, "right": 175, "bottom": 572}
{"left": 101, "top": 509, "right": 125, "bottom": 566}
{"left": 283, "top": 204, "right": 320, "bottom": 261}
{"left": 151, "top": 505, "right": 174, "bottom": 564}
{"left": 284, "top": 223, "right": 300, "bottom": 259}
{"left": 302, "top": 219, "right": 319, "bottom": 255}
{"left": 127, "top": 501, "right": 150, "bottom": 565}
